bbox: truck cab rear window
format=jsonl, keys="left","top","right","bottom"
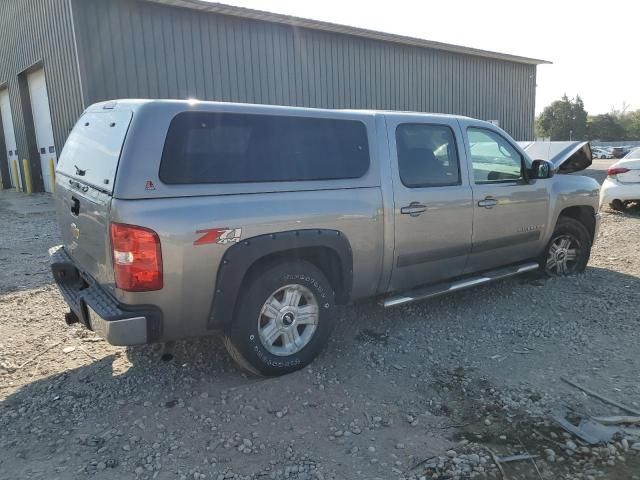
{"left": 159, "top": 112, "right": 370, "bottom": 184}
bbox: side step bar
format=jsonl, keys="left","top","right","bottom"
{"left": 382, "top": 261, "right": 539, "bottom": 308}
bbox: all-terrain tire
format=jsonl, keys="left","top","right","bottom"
{"left": 224, "top": 260, "right": 335, "bottom": 376}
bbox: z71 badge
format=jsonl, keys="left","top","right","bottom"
{"left": 194, "top": 228, "right": 242, "bottom": 246}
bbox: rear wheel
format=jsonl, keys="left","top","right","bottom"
{"left": 609, "top": 199, "right": 626, "bottom": 211}
{"left": 224, "top": 260, "right": 335, "bottom": 376}
{"left": 542, "top": 217, "right": 591, "bottom": 276}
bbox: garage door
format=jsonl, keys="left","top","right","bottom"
{"left": 0, "top": 89, "right": 20, "bottom": 189}
{"left": 27, "top": 68, "right": 57, "bottom": 193}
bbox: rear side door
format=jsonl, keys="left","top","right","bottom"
{"left": 387, "top": 116, "right": 473, "bottom": 291}
{"left": 460, "top": 121, "right": 550, "bottom": 273}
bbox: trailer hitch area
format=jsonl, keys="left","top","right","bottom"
{"left": 65, "top": 310, "right": 80, "bottom": 326}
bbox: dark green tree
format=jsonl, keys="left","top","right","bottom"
{"left": 536, "top": 95, "right": 588, "bottom": 140}
{"left": 587, "top": 114, "right": 627, "bottom": 141}
{"left": 623, "top": 110, "right": 640, "bottom": 139}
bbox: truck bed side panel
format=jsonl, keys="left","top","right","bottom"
{"left": 110, "top": 187, "right": 383, "bottom": 341}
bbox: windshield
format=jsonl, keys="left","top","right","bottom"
{"left": 57, "top": 110, "right": 133, "bottom": 192}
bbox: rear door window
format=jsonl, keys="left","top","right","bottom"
{"left": 159, "top": 112, "right": 370, "bottom": 184}
{"left": 395, "top": 124, "right": 461, "bottom": 187}
{"left": 57, "top": 111, "right": 133, "bottom": 192}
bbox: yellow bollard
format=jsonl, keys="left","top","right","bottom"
{"left": 22, "top": 159, "right": 33, "bottom": 195}
{"left": 48, "top": 158, "right": 56, "bottom": 194}
{"left": 12, "top": 159, "right": 20, "bottom": 192}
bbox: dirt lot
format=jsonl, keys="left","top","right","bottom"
{"left": 1, "top": 164, "right": 640, "bottom": 480}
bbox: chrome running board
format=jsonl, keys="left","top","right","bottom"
{"left": 382, "top": 261, "right": 539, "bottom": 308}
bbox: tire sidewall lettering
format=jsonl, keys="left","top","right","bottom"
{"left": 252, "top": 344, "right": 302, "bottom": 368}
{"left": 283, "top": 273, "right": 328, "bottom": 299}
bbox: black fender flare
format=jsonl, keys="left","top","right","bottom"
{"left": 207, "top": 229, "right": 353, "bottom": 329}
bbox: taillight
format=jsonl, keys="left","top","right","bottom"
{"left": 110, "top": 223, "right": 163, "bottom": 291}
{"left": 608, "top": 167, "right": 630, "bottom": 176}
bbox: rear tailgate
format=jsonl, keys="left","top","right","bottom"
{"left": 55, "top": 109, "right": 133, "bottom": 285}
{"left": 616, "top": 159, "right": 640, "bottom": 183}
{"left": 617, "top": 169, "right": 640, "bottom": 183}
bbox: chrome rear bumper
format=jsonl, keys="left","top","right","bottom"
{"left": 49, "top": 245, "right": 162, "bottom": 346}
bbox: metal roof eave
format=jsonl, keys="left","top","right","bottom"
{"left": 143, "top": 0, "right": 551, "bottom": 66}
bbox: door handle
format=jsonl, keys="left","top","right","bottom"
{"left": 400, "top": 202, "right": 427, "bottom": 216}
{"left": 70, "top": 196, "right": 80, "bottom": 216}
{"left": 477, "top": 197, "right": 498, "bottom": 208}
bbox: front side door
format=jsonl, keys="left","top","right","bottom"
{"left": 388, "top": 117, "right": 473, "bottom": 291}
{"left": 461, "top": 122, "right": 550, "bottom": 273}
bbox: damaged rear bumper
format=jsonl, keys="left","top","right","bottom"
{"left": 49, "top": 245, "right": 162, "bottom": 346}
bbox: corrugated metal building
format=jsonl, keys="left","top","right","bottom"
{"left": 0, "top": 0, "right": 548, "bottom": 193}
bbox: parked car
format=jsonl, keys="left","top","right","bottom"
{"left": 600, "top": 148, "right": 640, "bottom": 210}
{"left": 50, "top": 100, "right": 600, "bottom": 376}
{"left": 610, "top": 147, "right": 626, "bottom": 158}
{"left": 592, "top": 147, "right": 613, "bottom": 159}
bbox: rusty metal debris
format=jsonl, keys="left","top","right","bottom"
{"left": 497, "top": 453, "right": 539, "bottom": 463}
{"left": 561, "top": 377, "right": 640, "bottom": 416}
{"left": 550, "top": 415, "right": 619, "bottom": 445}
{"left": 592, "top": 416, "right": 640, "bottom": 425}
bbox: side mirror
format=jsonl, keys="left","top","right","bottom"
{"left": 529, "top": 159, "right": 555, "bottom": 180}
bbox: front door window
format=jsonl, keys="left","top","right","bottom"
{"left": 467, "top": 128, "right": 523, "bottom": 183}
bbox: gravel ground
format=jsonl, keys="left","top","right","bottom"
{"left": 1, "top": 168, "right": 640, "bottom": 480}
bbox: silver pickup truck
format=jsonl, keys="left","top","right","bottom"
{"left": 50, "top": 100, "right": 600, "bottom": 376}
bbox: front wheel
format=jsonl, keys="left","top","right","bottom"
{"left": 224, "top": 260, "right": 335, "bottom": 376}
{"left": 542, "top": 217, "right": 591, "bottom": 276}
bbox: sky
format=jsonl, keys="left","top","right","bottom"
{"left": 216, "top": 0, "right": 638, "bottom": 115}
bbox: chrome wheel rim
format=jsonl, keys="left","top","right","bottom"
{"left": 257, "top": 284, "right": 319, "bottom": 356}
{"left": 546, "top": 234, "right": 581, "bottom": 275}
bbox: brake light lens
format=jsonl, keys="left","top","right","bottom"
{"left": 110, "top": 223, "right": 163, "bottom": 291}
{"left": 608, "top": 167, "right": 630, "bottom": 176}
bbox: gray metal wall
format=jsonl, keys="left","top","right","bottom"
{"left": 0, "top": 0, "right": 537, "bottom": 191}
{"left": 0, "top": 0, "right": 84, "bottom": 191}
{"left": 73, "top": 0, "right": 537, "bottom": 140}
